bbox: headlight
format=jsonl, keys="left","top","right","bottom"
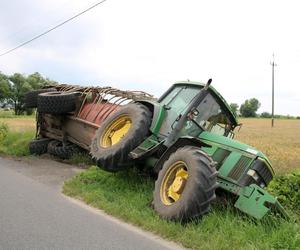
{"left": 247, "top": 169, "right": 259, "bottom": 181}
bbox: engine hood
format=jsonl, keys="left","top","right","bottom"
{"left": 199, "top": 131, "right": 273, "bottom": 169}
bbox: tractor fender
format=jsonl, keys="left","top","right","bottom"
{"left": 135, "top": 100, "right": 165, "bottom": 135}
{"left": 153, "top": 136, "right": 212, "bottom": 173}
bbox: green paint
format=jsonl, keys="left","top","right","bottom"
{"left": 201, "top": 145, "right": 218, "bottom": 156}
{"left": 217, "top": 176, "right": 240, "bottom": 194}
{"left": 150, "top": 105, "right": 165, "bottom": 134}
{"left": 132, "top": 81, "right": 286, "bottom": 220}
{"left": 200, "top": 131, "right": 259, "bottom": 156}
{"left": 218, "top": 151, "right": 242, "bottom": 176}
{"left": 139, "top": 135, "right": 158, "bottom": 150}
{"left": 234, "top": 184, "right": 290, "bottom": 220}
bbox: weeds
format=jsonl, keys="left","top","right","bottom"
{"left": 0, "top": 122, "right": 8, "bottom": 141}
{"left": 0, "top": 126, "right": 34, "bottom": 156}
{"left": 268, "top": 172, "right": 300, "bottom": 213}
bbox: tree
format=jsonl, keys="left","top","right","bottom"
{"left": 229, "top": 103, "right": 239, "bottom": 115}
{"left": 240, "top": 98, "right": 261, "bottom": 117}
{"left": 27, "top": 72, "right": 56, "bottom": 89}
{"left": 0, "top": 72, "right": 10, "bottom": 103}
{"left": 261, "top": 112, "right": 272, "bottom": 118}
{"left": 9, "top": 73, "right": 31, "bottom": 115}
{"left": 0, "top": 72, "right": 56, "bottom": 115}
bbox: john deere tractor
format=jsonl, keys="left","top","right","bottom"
{"left": 89, "top": 79, "right": 288, "bottom": 221}
{"left": 28, "top": 79, "right": 288, "bottom": 221}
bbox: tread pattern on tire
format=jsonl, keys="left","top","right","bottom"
{"left": 47, "top": 140, "right": 80, "bottom": 159}
{"left": 37, "top": 91, "right": 77, "bottom": 114}
{"left": 24, "top": 88, "right": 57, "bottom": 108}
{"left": 29, "top": 138, "right": 52, "bottom": 155}
{"left": 90, "top": 103, "right": 152, "bottom": 172}
{"left": 153, "top": 146, "right": 218, "bottom": 222}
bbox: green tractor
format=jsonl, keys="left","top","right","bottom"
{"left": 90, "top": 79, "right": 288, "bottom": 221}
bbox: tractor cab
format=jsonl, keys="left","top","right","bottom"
{"left": 158, "top": 81, "right": 238, "bottom": 139}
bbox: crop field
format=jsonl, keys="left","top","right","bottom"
{"left": 0, "top": 111, "right": 36, "bottom": 132}
{"left": 236, "top": 118, "right": 300, "bottom": 173}
{"left": 0, "top": 117, "right": 36, "bottom": 132}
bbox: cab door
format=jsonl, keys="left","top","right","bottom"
{"left": 158, "top": 85, "right": 199, "bottom": 136}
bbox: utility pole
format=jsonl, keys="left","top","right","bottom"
{"left": 271, "top": 54, "right": 277, "bottom": 127}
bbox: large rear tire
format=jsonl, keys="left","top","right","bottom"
{"left": 90, "top": 103, "right": 151, "bottom": 172}
{"left": 153, "top": 146, "right": 218, "bottom": 222}
{"left": 37, "top": 91, "right": 78, "bottom": 114}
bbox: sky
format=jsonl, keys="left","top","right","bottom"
{"left": 0, "top": 0, "right": 299, "bottom": 115}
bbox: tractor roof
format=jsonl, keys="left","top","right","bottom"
{"left": 173, "top": 81, "right": 238, "bottom": 126}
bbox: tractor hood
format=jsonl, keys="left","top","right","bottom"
{"left": 199, "top": 131, "right": 273, "bottom": 170}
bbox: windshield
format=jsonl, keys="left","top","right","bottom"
{"left": 159, "top": 85, "right": 234, "bottom": 138}
{"left": 189, "top": 93, "right": 234, "bottom": 137}
{"left": 160, "top": 86, "right": 199, "bottom": 114}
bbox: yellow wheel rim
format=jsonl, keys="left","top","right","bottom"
{"left": 160, "top": 161, "right": 189, "bottom": 205}
{"left": 101, "top": 115, "right": 132, "bottom": 148}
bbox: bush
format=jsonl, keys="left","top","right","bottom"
{"left": 261, "top": 112, "right": 272, "bottom": 118}
{"left": 0, "top": 122, "right": 8, "bottom": 141}
{"left": 268, "top": 172, "right": 300, "bottom": 212}
{"left": 25, "top": 108, "right": 34, "bottom": 116}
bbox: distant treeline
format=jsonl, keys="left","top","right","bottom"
{"left": 230, "top": 100, "right": 299, "bottom": 119}
{"left": 0, "top": 72, "right": 298, "bottom": 119}
{"left": 0, "top": 72, "right": 56, "bottom": 115}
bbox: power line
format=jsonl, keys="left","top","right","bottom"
{"left": 0, "top": 0, "right": 108, "bottom": 57}
{"left": 0, "top": 0, "right": 76, "bottom": 45}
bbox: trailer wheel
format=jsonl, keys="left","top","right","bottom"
{"left": 25, "top": 88, "right": 56, "bottom": 108}
{"left": 91, "top": 103, "right": 151, "bottom": 172}
{"left": 29, "top": 138, "right": 52, "bottom": 155}
{"left": 37, "top": 91, "right": 78, "bottom": 114}
{"left": 153, "top": 146, "right": 218, "bottom": 222}
{"left": 47, "top": 140, "right": 80, "bottom": 159}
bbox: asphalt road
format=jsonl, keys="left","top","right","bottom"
{"left": 0, "top": 156, "right": 183, "bottom": 250}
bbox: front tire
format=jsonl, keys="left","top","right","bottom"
{"left": 153, "top": 146, "right": 218, "bottom": 221}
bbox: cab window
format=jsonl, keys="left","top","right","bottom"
{"left": 192, "top": 93, "right": 233, "bottom": 136}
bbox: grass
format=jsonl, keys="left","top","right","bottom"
{"left": 63, "top": 166, "right": 300, "bottom": 250}
{"left": 236, "top": 119, "right": 300, "bottom": 173}
{"left": 0, "top": 128, "right": 34, "bottom": 156}
{"left": 0, "top": 111, "right": 35, "bottom": 156}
